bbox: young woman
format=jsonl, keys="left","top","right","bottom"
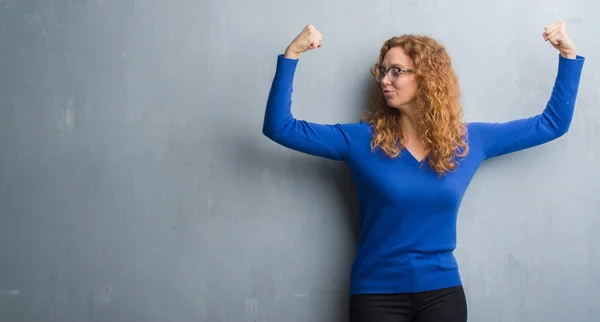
{"left": 262, "top": 21, "right": 585, "bottom": 322}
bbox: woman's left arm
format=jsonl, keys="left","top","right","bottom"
{"left": 469, "top": 21, "right": 586, "bottom": 160}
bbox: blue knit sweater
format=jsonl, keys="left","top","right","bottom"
{"left": 262, "top": 53, "right": 585, "bottom": 293}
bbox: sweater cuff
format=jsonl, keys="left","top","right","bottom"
{"left": 274, "top": 54, "right": 299, "bottom": 84}
{"left": 557, "top": 53, "right": 585, "bottom": 82}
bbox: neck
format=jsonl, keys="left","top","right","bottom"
{"left": 398, "top": 110, "right": 419, "bottom": 141}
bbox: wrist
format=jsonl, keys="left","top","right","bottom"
{"left": 560, "top": 50, "right": 576, "bottom": 59}
{"left": 284, "top": 45, "right": 299, "bottom": 59}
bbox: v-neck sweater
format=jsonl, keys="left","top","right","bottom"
{"left": 262, "top": 53, "right": 585, "bottom": 294}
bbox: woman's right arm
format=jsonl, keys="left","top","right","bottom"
{"left": 262, "top": 25, "right": 356, "bottom": 161}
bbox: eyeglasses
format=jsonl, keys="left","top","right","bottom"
{"left": 375, "top": 66, "right": 415, "bottom": 82}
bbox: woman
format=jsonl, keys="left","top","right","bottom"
{"left": 262, "top": 21, "right": 585, "bottom": 322}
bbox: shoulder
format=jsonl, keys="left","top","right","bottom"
{"left": 331, "top": 121, "right": 374, "bottom": 151}
{"left": 341, "top": 120, "right": 372, "bottom": 132}
{"left": 337, "top": 121, "right": 374, "bottom": 140}
{"left": 329, "top": 120, "right": 372, "bottom": 133}
{"left": 465, "top": 122, "right": 485, "bottom": 138}
{"left": 464, "top": 122, "right": 488, "bottom": 151}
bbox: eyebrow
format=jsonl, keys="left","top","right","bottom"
{"left": 381, "top": 63, "right": 409, "bottom": 69}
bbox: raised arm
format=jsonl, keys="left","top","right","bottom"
{"left": 469, "top": 21, "right": 585, "bottom": 160}
{"left": 262, "top": 24, "right": 358, "bottom": 161}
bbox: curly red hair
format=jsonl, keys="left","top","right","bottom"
{"left": 361, "top": 35, "right": 469, "bottom": 175}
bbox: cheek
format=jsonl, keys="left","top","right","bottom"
{"left": 397, "top": 79, "right": 417, "bottom": 98}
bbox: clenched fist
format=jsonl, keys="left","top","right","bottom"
{"left": 543, "top": 21, "right": 576, "bottom": 59}
{"left": 284, "top": 24, "right": 323, "bottom": 59}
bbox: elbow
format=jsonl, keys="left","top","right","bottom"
{"left": 541, "top": 110, "right": 573, "bottom": 139}
{"left": 554, "top": 121, "right": 572, "bottom": 138}
{"left": 555, "top": 126, "right": 569, "bottom": 138}
{"left": 262, "top": 118, "right": 297, "bottom": 148}
{"left": 262, "top": 124, "right": 277, "bottom": 141}
{"left": 262, "top": 120, "right": 283, "bottom": 143}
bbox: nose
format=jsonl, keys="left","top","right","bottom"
{"left": 380, "top": 72, "right": 392, "bottom": 85}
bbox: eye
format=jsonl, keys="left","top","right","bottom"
{"left": 391, "top": 67, "right": 402, "bottom": 77}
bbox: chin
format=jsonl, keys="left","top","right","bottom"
{"left": 385, "top": 98, "right": 400, "bottom": 108}
{"left": 388, "top": 101, "right": 412, "bottom": 113}
{"left": 385, "top": 98, "right": 398, "bottom": 107}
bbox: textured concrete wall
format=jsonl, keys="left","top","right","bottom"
{"left": 0, "top": 0, "right": 598, "bottom": 321}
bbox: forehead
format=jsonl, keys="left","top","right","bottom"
{"left": 382, "top": 46, "right": 414, "bottom": 68}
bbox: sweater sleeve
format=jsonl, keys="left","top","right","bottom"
{"left": 468, "top": 54, "right": 585, "bottom": 160}
{"left": 262, "top": 54, "right": 356, "bottom": 161}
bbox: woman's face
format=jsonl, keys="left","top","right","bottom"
{"left": 378, "top": 46, "right": 418, "bottom": 112}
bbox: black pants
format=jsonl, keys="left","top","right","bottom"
{"left": 349, "top": 285, "right": 467, "bottom": 322}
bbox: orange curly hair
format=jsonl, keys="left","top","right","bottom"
{"left": 361, "top": 35, "right": 469, "bottom": 175}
